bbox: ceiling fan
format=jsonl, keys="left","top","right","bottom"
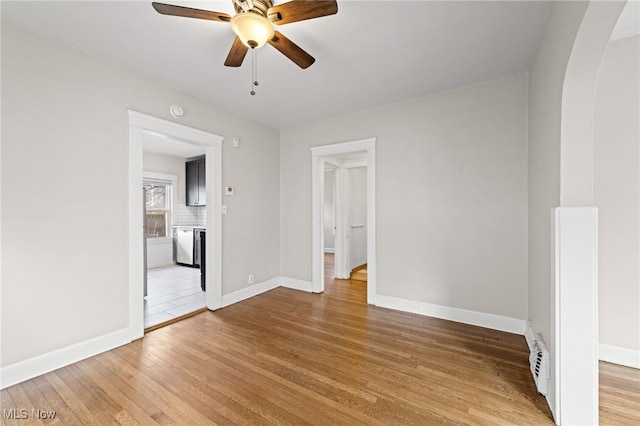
{"left": 151, "top": 0, "right": 338, "bottom": 69}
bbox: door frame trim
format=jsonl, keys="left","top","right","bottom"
{"left": 311, "top": 138, "right": 376, "bottom": 304}
{"left": 128, "top": 111, "right": 223, "bottom": 340}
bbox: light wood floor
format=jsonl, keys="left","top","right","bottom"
{"left": 2, "top": 261, "right": 639, "bottom": 425}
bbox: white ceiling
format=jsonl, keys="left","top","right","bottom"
{"left": 3, "top": 1, "right": 633, "bottom": 131}
{"left": 1, "top": 0, "right": 555, "bottom": 129}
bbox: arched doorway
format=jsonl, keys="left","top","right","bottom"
{"left": 548, "top": 1, "right": 628, "bottom": 424}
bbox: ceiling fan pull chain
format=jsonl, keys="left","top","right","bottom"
{"left": 250, "top": 47, "right": 259, "bottom": 96}
{"left": 250, "top": 48, "right": 255, "bottom": 95}
{"left": 254, "top": 48, "right": 259, "bottom": 88}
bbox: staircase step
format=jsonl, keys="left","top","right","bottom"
{"left": 350, "top": 268, "right": 367, "bottom": 282}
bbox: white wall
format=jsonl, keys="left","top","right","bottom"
{"left": 281, "top": 73, "right": 529, "bottom": 321}
{"left": 595, "top": 35, "right": 640, "bottom": 355}
{"left": 1, "top": 22, "right": 280, "bottom": 367}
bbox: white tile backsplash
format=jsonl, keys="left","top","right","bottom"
{"left": 173, "top": 204, "right": 206, "bottom": 226}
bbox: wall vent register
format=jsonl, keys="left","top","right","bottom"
{"left": 529, "top": 338, "right": 549, "bottom": 396}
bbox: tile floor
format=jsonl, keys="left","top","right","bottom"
{"left": 144, "top": 264, "right": 206, "bottom": 329}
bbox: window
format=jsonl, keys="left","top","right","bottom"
{"left": 144, "top": 181, "right": 172, "bottom": 238}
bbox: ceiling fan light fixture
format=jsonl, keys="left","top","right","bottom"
{"left": 231, "top": 12, "right": 274, "bottom": 49}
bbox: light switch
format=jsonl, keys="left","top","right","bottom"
{"left": 232, "top": 137, "right": 239, "bottom": 148}
{"left": 222, "top": 204, "right": 227, "bottom": 214}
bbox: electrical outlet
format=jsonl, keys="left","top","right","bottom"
{"left": 248, "top": 274, "right": 254, "bottom": 284}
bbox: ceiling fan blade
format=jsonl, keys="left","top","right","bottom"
{"left": 268, "top": 0, "right": 338, "bottom": 25}
{"left": 224, "top": 37, "right": 249, "bottom": 67}
{"left": 151, "top": 2, "right": 231, "bottom": 23}
{"left": 268, "top": 31, "right": 315, "bottom": 69}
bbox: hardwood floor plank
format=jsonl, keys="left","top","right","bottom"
{"left": 82, "top": 356, "right": 177, "bottom": 425}
{"left": 0, "top": 389, "right": 15, "bottom": 426}
{"left": 41, "top": 371, "right": 101, "bottom": 424}
{"left": 196, "top": 342, "right": 382, "bottom": 425}
{"left": 102, "top": 349, "right": 226, "bottom": 425}
{"left": 4, "top": 384, "right": 45, "bottom": 425}
{"left": 18, "top": 378, "right": 62, "bottom": 425}
{"left": 143, "top": 324, "right": 377, "bottom": 425}
{"left": 58, "top": 364, "right": 123, "bottom": 424}
{"left": 29, "top": 375, "right": 82, "bottom": 425}
{"left": 599, "top": 362, "right": 640, "bottom": 425}
{"left": 73, "top": 359, "right": 160, "bottom": 425}
{"left": 142, "top": 343, "right": 309, "bottom": 425}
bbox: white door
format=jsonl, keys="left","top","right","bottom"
{"left": 334, "top": 168, "right": 351, "bottom": 278}
{"left": 349, "top": 167, "right": 367, "bottom": 269}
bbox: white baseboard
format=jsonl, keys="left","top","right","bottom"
{"left": 0, "top": 328, "right": 131, "bottom": 390}
{"left": 221, "top": 277, "right": 280, "bottom": 308}
{"left": 324, "top": 248, "right": 335, "bottom": 254}
{"left": 375, "top": 294, "right": 527, "bottom": 335}
{"left": 599, "top": 343, "right": 640, "bottom": 369}
{"left": 220, "top": 277, "right": 313, "bottom": 309}
{"left": 280, "top": 277, "right": 313, "bottom": 292}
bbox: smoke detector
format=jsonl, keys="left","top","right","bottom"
{"left": 170, "top": 105, "right": 184, "bottom": 118}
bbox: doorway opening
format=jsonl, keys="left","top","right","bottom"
{"left": 128, "top": 111, "right": 223, "bottom": 340}
{"left": 142, "top": 163, "right": 205, "bottom": 330}
{"left": 323, "top": 155, "right": 368, "bottom": 284}
{"left": 311, "top": 138, "right": 376, "bottom": 304}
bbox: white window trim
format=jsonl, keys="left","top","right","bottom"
{"left": 143, "top": 172, "right": 178, "bottom": 240}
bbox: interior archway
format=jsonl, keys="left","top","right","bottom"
{"left": 552, "top": 1, "right": 628, "bottom": 424}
